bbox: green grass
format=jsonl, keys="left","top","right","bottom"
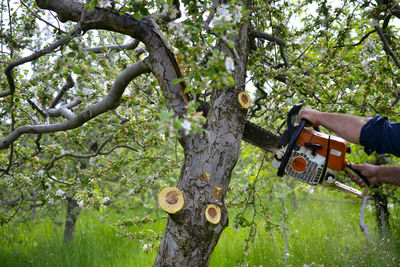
{"left": 1, "top": 189, "right": 400, "bottom": 267}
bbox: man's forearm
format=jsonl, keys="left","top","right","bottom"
{"left": 317, "top": 112, "right": 370, "bottom": 144}
{"left": 299, "top": 109, "right": 370, "bottom": 144}
{"left": 377, "top": 165, "right": 400, "bottom": 186}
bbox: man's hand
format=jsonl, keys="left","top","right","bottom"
{"left": 298, "top": 109, "right": 322, "bottom": 127}
{"left": 349, "top": 163, "right": 380, "bottom": 188}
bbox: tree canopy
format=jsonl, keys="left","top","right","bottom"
{"left": 1, "top": 0, "right": 400, "bottom": 265}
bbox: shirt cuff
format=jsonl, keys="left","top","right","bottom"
{"left": 359, "top": 115, "right": 388, "bottom": 155}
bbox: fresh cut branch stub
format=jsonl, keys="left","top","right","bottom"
{"left": 158, "top": 187, "right": 184, "bottom": 214}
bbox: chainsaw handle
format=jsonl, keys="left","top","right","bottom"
{"left": 277, "top": 119, "right": 307, "bottom": 177}
{"left": 345, "top": 163, "right": 370, "bottom": 187}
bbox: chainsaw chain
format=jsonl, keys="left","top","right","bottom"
{"left": 242, "top": 120, "right": 279, "bottom": 152}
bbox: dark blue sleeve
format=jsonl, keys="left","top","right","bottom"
{"left": 359, "top": 115, "right": 400, "bottom": 157}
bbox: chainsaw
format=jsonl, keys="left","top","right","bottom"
{"left": 272, "top": 104, "right": 371, "bottom": 197}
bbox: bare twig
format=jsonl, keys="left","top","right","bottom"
{"left": 334, "top": 29, "right": 376, "bottom": 48}
{"left": 26, "top": 98, "right": 46, "bottom": 118}
{"left": 46, "top": 172, "right": 74, "bottom": 186}
{"left": 20, "top": 1, "right": 67, "bottom": 34}
{"left": 49, "top": 75, "right": 75, "bottom": 108}
{"left": 112, "top": 109, "right": 129, "bottom": 124}
{"left": 44, "top": 136, "right": 139, "bottom": 171}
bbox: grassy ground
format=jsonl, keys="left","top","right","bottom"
{"left": 1, "top": 189, "right": 399, "bottom": 267}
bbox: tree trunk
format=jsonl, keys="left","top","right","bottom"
{"left": 154, "top": 12, "right": 252, "bottom": 267}
{"left": 63, "top": 195, "right": 80, "bottom": 243}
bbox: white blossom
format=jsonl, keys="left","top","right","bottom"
{"left": 48, "top": 198, "right": 54, "bottom": 204}
{"left": 99, "top": 0, "right": 110, "bottom": 7}
{"left": 78, "top": 200, "right": 84, "bottom": 207}
{"left": 102, "top": 196, "right": 111, "bottom": 205}
{"left": 168, "top": 125, "right": 176, "bottom": 137}
{"left": 37, "top": 170, "right": 44, "bottom": 178}
{"left": 129, "top": 189, "right": 136, "bottom": 196}
{"left": 181, "top": 119, "right": 192, "bottom": 135}
{"left": 370, "top": 19, "right": 379, "bottom": 27}
{"left": 169, "top": 23, "right": 185, "bottom": 37}
{"left": 214, "top": 4, "right": 243, "bottom": 24}
{"left": 55, "top": 189, "right": 65, "bottom": 197}
{"left": 82, "top": 88, "right": 92, "bottom": 96}
{"left": 364, "top": 40, "right": 374, "bottom": 50}
{"left": 143, "top": 243, "right": 150, "bottom": 251}
{"left": 225, "top": 56, "right": 235, "bottom": 72}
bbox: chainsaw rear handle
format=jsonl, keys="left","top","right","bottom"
{"left": 344, "top": 164, "right": 370, "bottom": 187}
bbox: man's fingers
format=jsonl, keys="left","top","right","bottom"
{"left": 351, "top": 174, "right": 367, "bottom": 188}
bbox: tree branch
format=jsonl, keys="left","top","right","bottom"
{"left": 47, "top": 98, "right": 81, "bottom": 120}
{"left": 250, "top": 30, "right": 285, "bottom": 46}
{"left": 49, "top": 75, "right": 75, "bottom": 108}
{"left": 250, "top": 30, "right": 288, "bottom": 67}
{"left": 1, "top": 35, "right": 75, "bottom": 98}
{"left": 36, "top": 0, "right": 188, "bottom": 117}
{"left": 112, "top": 109, "right": 129, "bottom": 124}
{"left": 375, "top": 24, "right": 400, "bottom": 68}
{"left": 45, "top": 136, "right": 138, "bottom": 171}
{"left": 334, "top": 29, "right": 376, "bottom": 48}
{"left": 0, "top": 58, "right": 151, "bottom": 150}
{"left": 87, "top": 39, "right": 140, "bottom": 53}
{"left": 26, "top": 98, "right": 47, "bottom": 118}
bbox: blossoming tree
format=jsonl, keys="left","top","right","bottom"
{"left": 1, "top": 0, "right": 400, "bottom": 265}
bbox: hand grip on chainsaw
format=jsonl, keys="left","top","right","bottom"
{"left": 344, "top": 163, "right": 370, "bottom": 187}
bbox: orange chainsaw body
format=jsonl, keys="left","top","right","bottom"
{"left": 294, "top": 128, "right": 348, "bottom": 172}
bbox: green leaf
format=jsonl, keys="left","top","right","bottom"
{"left": 227, "top": 40, "right": 235, "bottom": 49}
{"left": 184, "top": 85, "right": 193, "bottom": 93}
{"left": 88, "top": 0, "right": 97, "bottom": 12}
{"left": 160, "top": 110, "right": 173, "bottom": 122}
{"left": 172, "top": 78, "right": 185, "bottom": 85}
{"left": 73, "top": 66, "right": 83, "bottom": 75}
{"left": 133, "top": 13, "right": 142, "bottom": 20}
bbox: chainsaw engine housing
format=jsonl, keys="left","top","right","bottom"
{"left": 272, "top": 128, "right": 349, "bottom": 185}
